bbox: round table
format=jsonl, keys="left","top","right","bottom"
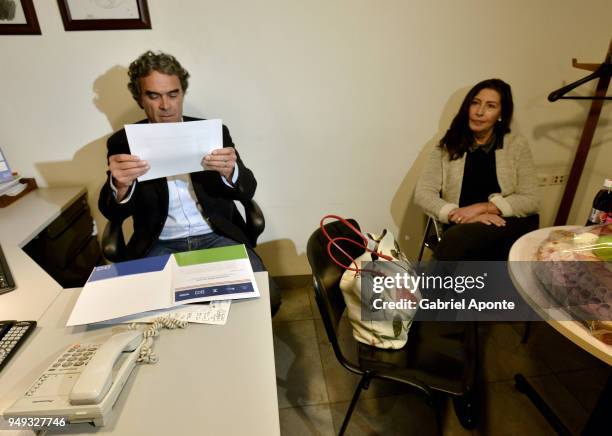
{"left": 508, "top": 226, "right": 611, "bottom": 435}
{"left": 508, "top": 225, "right": 612, "bottom": 365}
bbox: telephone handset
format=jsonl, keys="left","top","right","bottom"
{"left": 5, "top": 330, "right": 143, "bottom": 427}
{"left": 70, "top": 330, "right": 142, "bottom": 405}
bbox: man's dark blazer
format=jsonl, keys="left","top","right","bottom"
{"left": 98, "top": 116, "right": 257, "bottom": 260}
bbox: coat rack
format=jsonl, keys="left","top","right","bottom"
{"left": 549, "top": 39, "right": 612, "bottom": 225}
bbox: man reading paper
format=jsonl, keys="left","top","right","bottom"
{"left": 98, "top": 50, "right": 280, "bottom": 314}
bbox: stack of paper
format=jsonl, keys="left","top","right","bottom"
{"left": 0, "top": 177, "right": 19, "bottom": 194}
{"left": 0, "top": 177, "right": 26, "bottom": 197}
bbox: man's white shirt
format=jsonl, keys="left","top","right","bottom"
{"left": 109, "top": 165, "right": 239, "bottom": 239}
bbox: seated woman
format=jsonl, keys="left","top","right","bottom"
{"left": 415, "top": 78, "right": 539, "bottom": 260}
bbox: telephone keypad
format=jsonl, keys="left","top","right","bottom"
{"left": 24, "top": 343, "right": 102, "bottom": 396}
{"left": 54, "top": 344, "right": 100, "bottom": 371}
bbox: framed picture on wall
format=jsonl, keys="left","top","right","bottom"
{"left": 0, "top": 0, "right": 41, "bottom": 35}
{"left": 57, "top": 0, "right": 151, "bottom": 31}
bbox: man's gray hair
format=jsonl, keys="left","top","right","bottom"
{"left": 127, "top": 50, "right": 190, "bottom": 102}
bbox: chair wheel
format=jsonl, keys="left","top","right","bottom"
{"left": 453, "top": 392, "right": 478, "bottom": 430}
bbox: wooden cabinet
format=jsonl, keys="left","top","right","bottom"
{"left": 23, "top": 194, "right": 102, "bottom": 287}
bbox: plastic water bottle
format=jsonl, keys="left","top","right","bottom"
{"left": 586, "top": 178, "right": 612, "bottom": 225}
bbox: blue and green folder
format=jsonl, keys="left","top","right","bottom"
{"left": 67, "top": 245, "right": 259, "bottom": 326}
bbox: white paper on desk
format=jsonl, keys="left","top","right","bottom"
{"left": 97, "top": 300, "right": 232, "bottom": 325}
{"left": 67, "top": 245, "right": 258, "bottom": 326}
{"left": 125, "top": 119, "right": 222, "bottom": 181}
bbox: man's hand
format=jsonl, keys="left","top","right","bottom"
{"left": 202, "top": 147, "right": 237, "bottom": 180}
{"left": 466, "top": 213, "right": 506, "bottom": 226}
{"left": 109, "top": 154, "right": 149, "bottom": 200}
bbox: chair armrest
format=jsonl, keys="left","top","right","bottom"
{"left": 102, "top": 219, "right": 126, "bottom": 263}
{"left": 240, "top": 199, "right": 265, "bottom": 247}
{"left": 418, "top": 215, "right": 443, "bottom": 261}
{"left": 430, "top": 215, "right": 442, "bottom": 242}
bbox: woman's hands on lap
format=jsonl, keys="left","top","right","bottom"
{"left": 448, "top": 203, "right": 487, "bottom": 224}
{"left": 448, "top": 202, "right": 504, "bottom": 226}
{"left": 466, "top": 213, "right": 506, "bottom": 226}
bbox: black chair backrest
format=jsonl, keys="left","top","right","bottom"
{"left": 241, "top": 199, "right": 265, "bottom": 247}
{"left": 306, "top": 219, "right": 366, "bottom": 367}
{"left": 102, "top": 198, "right": 265, "bottom": 263}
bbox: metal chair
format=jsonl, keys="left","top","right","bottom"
{"left": 417, "top": 215, "right": 443, "bottom": 261}
{"left": 101, "top": 198, "right": 265, "bottom": 263}
{"left": 307, "top": 219, "right": 478, "bottom": 435}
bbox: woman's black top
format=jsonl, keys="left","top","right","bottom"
{"left": 458, "top": 135, "right": 501, "bottom": 207}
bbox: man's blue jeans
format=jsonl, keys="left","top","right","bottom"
{"left": 148, "top": 232, "right": 280, "bottom": 315}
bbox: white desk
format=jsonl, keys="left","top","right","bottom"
{"left": 0, "top": 188, "right": 280, "bottom": 434}
{"left": 0, "top": 272, "right": 280, "bottom": 436}
{"left": 0, "top": 187, "right": 86, "bottom": 321}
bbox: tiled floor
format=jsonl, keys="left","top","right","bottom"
{"left": 272, "top": 285, "right": 611, "bottom": 435}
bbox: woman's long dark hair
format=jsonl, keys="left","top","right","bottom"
{"left": 440, "top": 78, "right": 514, "bottom": 160}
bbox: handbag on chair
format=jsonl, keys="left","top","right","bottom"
{"left": 320, "top": 216, "right": 420, "bottom": 349}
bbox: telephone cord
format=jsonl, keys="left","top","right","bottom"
{"left": 129, "top": 316, "right": 188, "bottom": 364}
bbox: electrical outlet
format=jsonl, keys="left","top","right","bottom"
{"left": 551, "top": 174, "right": 567, "bottom": 185}
{"left": 537, "top": 173, "right": 567, "bottom": 186}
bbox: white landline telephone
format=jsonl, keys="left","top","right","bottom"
{"left": 4, "top": 330, "right": 143, "bottom": 427}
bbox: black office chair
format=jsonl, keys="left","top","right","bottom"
{"left": 102, "top": 198, "right": 265, "bottom": 263}
{"left": 307, "top": 219, "right": 478, "bottom": 435}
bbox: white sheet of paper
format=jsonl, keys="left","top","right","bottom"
{"left": 97, "top": 301, "right": 232, "bottom": 325}
{"left": 125, "top": 119, "right": 222, "bottom": 181}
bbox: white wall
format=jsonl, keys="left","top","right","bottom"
{"left": 1, "top": 0, "right": 611, "bottom": 275}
